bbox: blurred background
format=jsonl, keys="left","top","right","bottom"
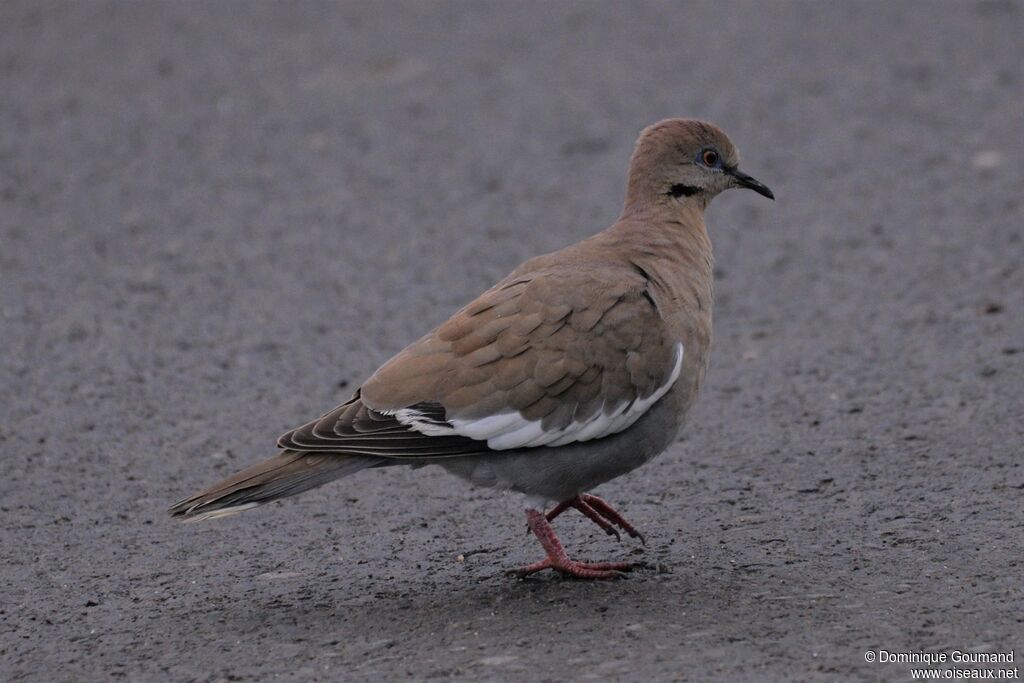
{"left": 2, "top": 2, "right": 1021, "bottom": 681}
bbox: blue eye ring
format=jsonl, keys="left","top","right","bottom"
{"left": 698, "top": 148, "right": 722, "bottom": 168}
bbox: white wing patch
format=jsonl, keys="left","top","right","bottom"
{"left": 392, "top": 407, "right": 457, "bottom": 437}
{"left": 392, "top": 342, "right": 684, "bottom": 450}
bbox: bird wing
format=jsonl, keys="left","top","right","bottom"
{"left": 278, "top": 264, "right": 682, "bottom": 456}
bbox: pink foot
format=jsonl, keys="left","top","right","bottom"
{"left": 515, "top": 556, "right": 634, "bottom": 579}
{"left": 514, "top": 509, "right": 634, "bottom": 579}
{"left": 544, "top": 493, "right": 645, "bottom": 544}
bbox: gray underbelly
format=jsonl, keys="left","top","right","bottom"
{"left": 436, "top": 393, "right": 685, "bottom": 504}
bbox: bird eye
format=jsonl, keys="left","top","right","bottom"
{"left": 701, "top": 149, "right": 720, "bottom": 167}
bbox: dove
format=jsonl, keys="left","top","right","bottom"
{"left": 170, "top": 118, "right": 774, "bottom": 579}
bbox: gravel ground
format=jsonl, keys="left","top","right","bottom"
{"left": 2, "top": 2, "right": 1022, "bottom": 681}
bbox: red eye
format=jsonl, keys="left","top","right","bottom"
{"left": 702, "top": 150, "right": 719, "bottom": 167}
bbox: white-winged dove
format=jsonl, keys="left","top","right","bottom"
{"left": 170, "top": 119, "right": 774, "bottom": 579}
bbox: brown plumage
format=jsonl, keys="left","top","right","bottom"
{"left": 169, "top": 118, "right": 773, "bottom": 579}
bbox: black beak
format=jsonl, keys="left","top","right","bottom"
{"left": 727, "top": 169, "right": 775, "bottom": 200}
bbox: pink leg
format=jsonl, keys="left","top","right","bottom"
{"left": 537, "top": 497, "right": 619, "bottom": 540}
{"left": 579, "top": 493, "right": 645, "bottom": 544}
{"left": 514, "top": 509, "right": 634, "bottom": 579}
{"left": 542, "top": 494, "right": 645, "bottom": 544}
{"left": 544, "top": 499, "right": 573, "bottom": 523}
{"left": 566, "top": 496, "right": 623, "bottom": 541}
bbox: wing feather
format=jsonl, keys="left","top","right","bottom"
{"left": 276, "top": 264, "right": 681, "bottom": 457}
{"left": 351, "top": 264, "right": 682, "bottom": 453}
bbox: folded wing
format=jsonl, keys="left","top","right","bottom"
{"left": 278, "top": 265, "right": 681, "bottom": 456}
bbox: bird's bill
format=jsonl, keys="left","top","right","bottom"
{"left": 727, "top": 169, "right": 775, "bottom": 200}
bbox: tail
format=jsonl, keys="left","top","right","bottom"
{"left": 168, "top": 450, "right": 382, "bottom": 522}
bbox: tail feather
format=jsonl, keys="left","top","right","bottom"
{"left": 169, "top": 450, "right": 382, "bottom": 521}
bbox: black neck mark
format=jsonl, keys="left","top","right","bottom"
{"left": 631, "top": 262, "right": 659, "bottom": 311}
{"left": 667, "top": 184, "right": 699, "bottom": 198}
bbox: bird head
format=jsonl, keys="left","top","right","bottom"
{"left": 624, "top": 118, "right": 773, "bottom": 215}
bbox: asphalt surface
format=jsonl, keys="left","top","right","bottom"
{"left": 2, "top": 2, "right": 1022, "bottom": 681}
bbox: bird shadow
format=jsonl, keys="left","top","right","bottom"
{"left": 197, "top": 559, "right": 812, "bottom": 649}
